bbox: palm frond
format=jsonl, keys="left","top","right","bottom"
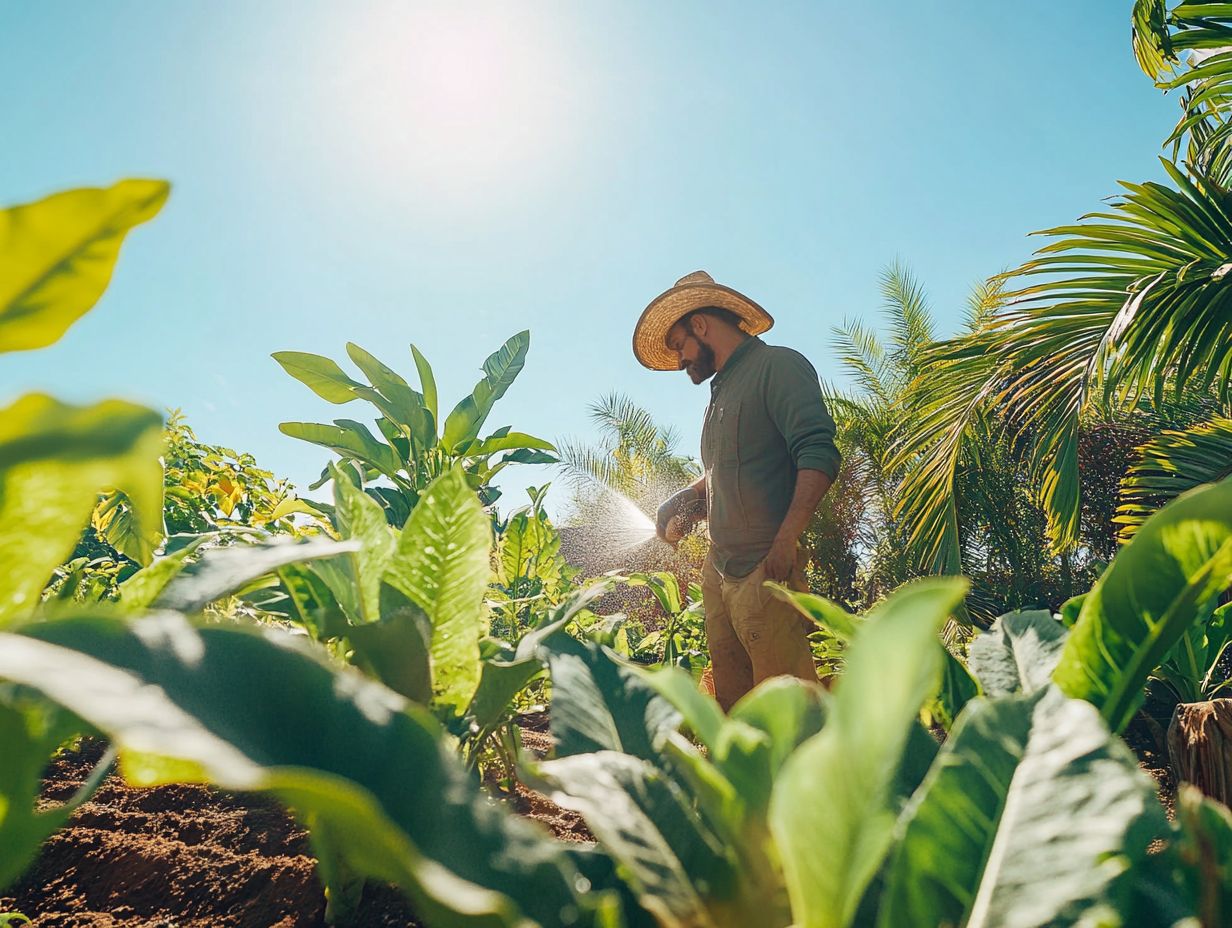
{"left": 964, "top": 275, "right": 1007, "bottom": 334}
{"left": 556, "top": 437, "right": 626, "bottom": 492}
{"left": 1133, "top": 0, "right": 1175, "bottom": 81}
{"left": 830, "top": 319, "right": 893, "bottom": 404}
{"left": 557, "top": 392, "right": 700, "bottom": 513}
{"left": 589, "top": 392, "right": 663, "bottom": 451}
{"left": 889, "top": 338, "right": 1001, "bottom": 577}
{"left": 1115, "top": 415, "right": 1232, "bottom": 539}
{"left": 879, "top": 260, "right": 935, "bottom": 379}
{"left": 982, "top": 160, "right": 1232, "bottom": 549}
{"left": 1135, "top": 3, "right": 1232, "bottom": 181}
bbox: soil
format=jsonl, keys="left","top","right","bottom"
{"left": 1124, "top": 690, "right": 1181, "bottom": 821}
{"left": 1, "top": 724, "right": 588, "bottom": 928}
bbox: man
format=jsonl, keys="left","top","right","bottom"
{"left": 632, "top": 270, "right": 841, "bottom": 710}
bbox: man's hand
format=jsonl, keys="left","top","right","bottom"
{"left": 763, "top": 535, "right": 798, "bottom": 582}
{"left": 657, "top": 484, "right": 703, "bottom": 546}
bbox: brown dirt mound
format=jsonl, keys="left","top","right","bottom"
{"left": 1, "top": 729, "right": 588, "bottom": 928}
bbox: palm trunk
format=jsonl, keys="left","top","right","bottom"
{"left": 1168, "top": 699, "right": 1232, "bottom": 806}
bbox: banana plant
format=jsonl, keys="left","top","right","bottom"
{"left": 524, "top": 578, "right": 957, "bottom": 928}
{"left": 274, "top": 334, "right": 557, "bottom": 524}
{"left": 1150, "top": 602, "right": 1232, "bottom": 705}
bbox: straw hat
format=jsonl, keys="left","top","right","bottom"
{"left": 632, "top": 271, "right": 774, "bottom": 371}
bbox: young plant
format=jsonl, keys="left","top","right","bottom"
{"left": 490, "top": 484, "right": 578, "bottom": 642}
{"left": 625, "top": 571, "right": 708, "bottom": 675}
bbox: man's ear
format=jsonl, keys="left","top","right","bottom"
{"left": 688, "top": 313, "right": 708, "bottom": 338}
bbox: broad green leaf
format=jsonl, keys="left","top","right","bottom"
{"left": 266, "top": 496, "right": 325, "bottom": 523}
{"left": 531, "top": 750, "right": 741, "bottom": 928}
{"left": 118, "top": 533, "right": 215, "bottom": 608}
{"left": 769, "top": 577, "right": 967, "bottom": 928}
{"left": 933, "top": 647, "right": 980, "bottom": 730}
{"left": 1053, "top": 477, "right": 1232, "bottom": 732}
{"left": 541, "top": 633, "right": 680, "bottom": 761}
{"left": 768, "top": 583, "right": 861, "bottom": 639}
{"left": 384, "top": 466, "right": 491, "bottom": 714}
{"left": 278, "top": 420, "right": 404, "bottom": 478}
{"left": 466, "top": 432, "right": 556, "bottom": 456}
{"left": 968, "top": 610, "right": 1068, "bottom": 697}
{"left": 345, "top": 343, "right": 434, "bottom": 448}
{"left": 411, "top": 344, "right": 439, "bottom": 428}
{"left": 639, "top": 665, "right": 726, "bottom": 750}
{"left": 154, "top": 538, "right": 360, "bottom": 613}
{"left": 346, "top": 583, "right": 433, "bottom": 704}
{"left": 1059, "top": 592, "right": 1085, "bottom": 628}
{"left": 878, "top": 689, "right": 1168, "bottom": 928}
{"left": 1176, "top": 785, "right": 1232, "bottom": 927}
{"left": 626, "top": 572, "right": 683, "bottom": 616}
{"left": 0, "top": 180, "right": 169, "bottom": 352}
{"left": 442, "top": 332, "right": 530, "bottom": 451}
{"left": 642, "top": 673, "right": 826, "bottom": 830}
{"left": 729, "top": 677, "right": 827, "bottom": 779}
{"left": 274, "top": 562, "right": 351, "bottom": 641}
{"left": 0, "top": 394, "right": 163, "bottom": 623}
{"left": 496, "top": 502, "right": 563, "bottom": 589}
{"left": 271, "top": 351, "right": 363, "bottom": 403}
{"left": 500, "top": 448, "right": 557, "bottom": 465}
{"left": 332, "top": 465, "right": 396, "bottom": 623}
{"left": 92, "top": 489, "right": 155, "bottom": 565}
{"left": 304, "top": 552, "right": 364, "bottom": 626}
{"left": 0, "top": 614, "right": 618, "bottom": 926}
{"left": 0, "top": 693, "right": 113, "bottom": 888}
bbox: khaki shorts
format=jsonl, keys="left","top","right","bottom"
{"left": 701, "top": 546, "right": 818, "bottom": 711}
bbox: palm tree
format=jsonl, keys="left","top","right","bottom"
{"left": 826, "top": 261, "right": 941, "bottom": 597}
{"left": 892, "top": 5, "right": 1232, "bottom": 578}
{"left": 835, "top": 264, "right": 1075, "bottom": 619}
{"left": 556, "top": 392, "right": 700, "bottom": 522}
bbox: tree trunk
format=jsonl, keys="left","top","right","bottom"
{"left": 1168, "top": 699, "right": 1232, "bottom": 806}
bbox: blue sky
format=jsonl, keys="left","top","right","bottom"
{"left": 0, "top": 2, "right": 1179, "bottom": 516}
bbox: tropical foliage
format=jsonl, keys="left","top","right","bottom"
{"left": 880, "top": 5, "right": 1232, "bottom": 613}
{"left": 275, "top": 335, "right": 556, "bottom": 524}
{"left": 8, "top": 8, "right": 1232, "bottom": 926}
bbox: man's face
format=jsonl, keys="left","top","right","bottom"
{"left": 666, "top": 319, "right": 717, "bottom": 384}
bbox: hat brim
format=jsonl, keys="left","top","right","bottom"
{"left": 632, "top": 281, "right": 774, "bottom": 371}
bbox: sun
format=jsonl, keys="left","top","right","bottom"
{"left": 328, "top": 2, "right": 571, "bottom": 195}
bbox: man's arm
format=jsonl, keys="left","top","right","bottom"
{"left": 764, "top": 468, "right": 831, "bottom": 581}
{"left": 762, "top": 349, "right": 842, "bottom": 580}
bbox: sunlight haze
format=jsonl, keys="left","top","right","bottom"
{"left": 0, "top": 2, "right": 1177, "bottom": 516}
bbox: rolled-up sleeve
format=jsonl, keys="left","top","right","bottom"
{"left": 765, "top": 349, "right": 842, "bottom": 480}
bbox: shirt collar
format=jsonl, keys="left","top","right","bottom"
{"left": 712, "top": 336, "right": 762, "bottom": 388}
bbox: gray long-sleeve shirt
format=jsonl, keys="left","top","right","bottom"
{"left": 701, "top": 337, "right": 841, "bottom": 578}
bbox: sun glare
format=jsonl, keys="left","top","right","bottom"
{"left": 330, "top": 3, "right": 571, "bottom": 196}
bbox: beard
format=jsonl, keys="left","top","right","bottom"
{"left": 686, "top": 340, "right": 717, "bottom": 384}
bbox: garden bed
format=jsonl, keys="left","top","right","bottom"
{"left": 0, "top": 710, "right": 1185, "bottom": 927}
{"left": 1, "top": 725, "right": 587, "bottom": 928}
